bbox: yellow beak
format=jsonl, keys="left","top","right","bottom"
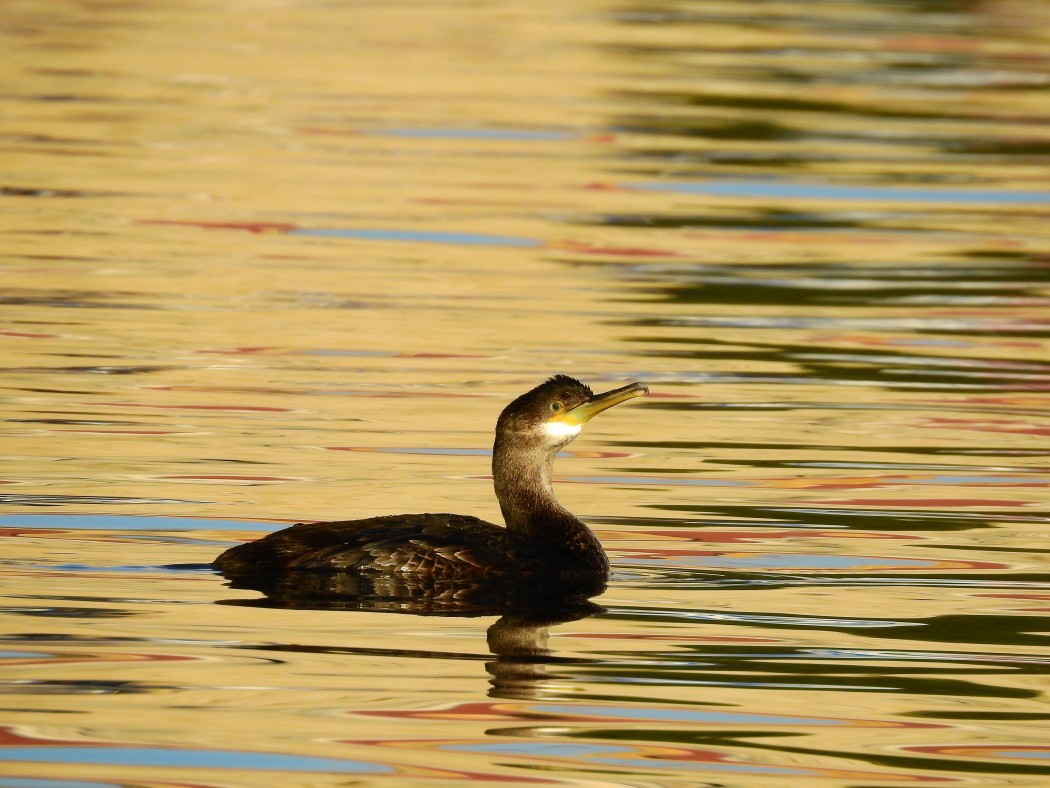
{"left": 552, "top": 382, "right": 649, "bottom": 427}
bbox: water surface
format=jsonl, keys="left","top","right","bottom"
{"left": 2, "top": 0, "right": 1049, "bottom": 785}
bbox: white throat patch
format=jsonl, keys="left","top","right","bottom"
{"left": 544, "top": 420, "right": 582, "bottom": 439}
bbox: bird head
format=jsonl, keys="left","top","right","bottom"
{"left": 496, "top": 375, "right": 648, "bottom": 450}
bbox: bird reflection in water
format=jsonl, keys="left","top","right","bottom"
{"left": 220, "top": 565, "right": 606, "bottom": 615}
{"left": 218, "top": 577, "right": 603, "bottom": 700}
{"left": 484, "top": 606, "right": 602, "bottom": 700}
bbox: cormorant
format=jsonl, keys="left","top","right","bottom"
{"left": 213, "top": 376, "right": 647, "bottom": 594}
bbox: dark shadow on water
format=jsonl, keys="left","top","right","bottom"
{"left": 216, "top": 568, "right": 606, "bottom": 618}
{"left": 485, "top": 609, "right": 603, "bottom": 699}
{"left": 217, "top": 572, "right": 604, "bottom": 700}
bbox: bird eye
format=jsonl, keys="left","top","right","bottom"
{"left": 549, "top": 401, "right": 563, "bottom": 412}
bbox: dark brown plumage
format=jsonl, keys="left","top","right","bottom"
{"left": 213, "top": 376, "right": 648, "bottom": 594}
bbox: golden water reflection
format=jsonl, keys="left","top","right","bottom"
{"left": 3, "top": 0, "right": 1050, "bottom": 784}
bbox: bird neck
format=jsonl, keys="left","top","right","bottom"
{"left": 491, "top": 435, "right": 608, "bottom": 573}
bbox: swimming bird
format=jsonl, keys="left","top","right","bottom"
{"left": 213, "top": 376, "right": 647, "bottom": 591}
